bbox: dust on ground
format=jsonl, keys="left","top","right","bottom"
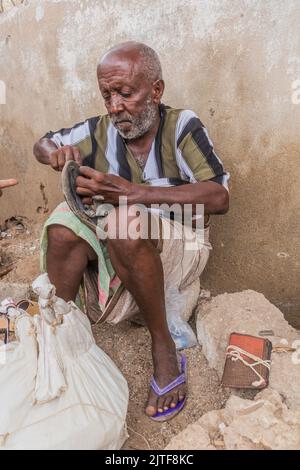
{"left": 0, "top": 216, "right": 41, "bottom": 282}
{"left": 0, "top": 217, "right": 229, "bottom": 450}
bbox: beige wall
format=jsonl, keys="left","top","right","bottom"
{"left": 0, "top": 0, "right": 299, "bottom": 326}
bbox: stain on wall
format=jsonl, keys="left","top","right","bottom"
{"left": 0, "top": 0, "right": 299, "bottom": 326}
{"left": 0, "top": 0, "right": 25, "bottom": 14}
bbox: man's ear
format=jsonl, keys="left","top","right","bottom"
{"left": 152, "top": 79, "right": 165, "bottom": 104}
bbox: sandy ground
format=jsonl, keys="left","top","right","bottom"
{"left": 94, "top": 322, "right": 229, "bottom": 449}
{"left": 0, "top": 217, "right": 42, "bottom": 283}
{"left": 0, "top": 217, "right": 229, "bottom": 450}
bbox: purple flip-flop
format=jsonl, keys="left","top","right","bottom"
{"left": 149, "top": 354, "right": 187, "bottom": 422}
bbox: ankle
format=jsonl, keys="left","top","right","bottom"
{"left": 152, "top": 334, "right": 176, "bottom": 353}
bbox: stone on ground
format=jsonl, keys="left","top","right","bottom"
{"left": 165, "top": 389, "right": 300, "bottom": 450}
{"left": 196, "top": 290, "right": 300, "bottom": 409}
{"left": 0, "top": 282, "right": 31, "bottom": 303}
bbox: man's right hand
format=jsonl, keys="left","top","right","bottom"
{"left": 49, "top": 145, "right": 82, "bottom": 171}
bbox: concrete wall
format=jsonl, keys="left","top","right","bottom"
{"left": 0, "top": 0, "right": 299, "bottom": 326}
{"left": 0, "top": 1, "right": 25, "bottom": 14}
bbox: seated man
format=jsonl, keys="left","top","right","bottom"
{"left": 33, "top": 41, "right": 229, "bottom": 421}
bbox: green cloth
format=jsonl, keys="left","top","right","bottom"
{"left": 40, "top": 202, "right": 121, "bottom": 310}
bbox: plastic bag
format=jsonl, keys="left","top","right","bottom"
{"left": 165, "top": 287, "right": 198, "bottom": 350}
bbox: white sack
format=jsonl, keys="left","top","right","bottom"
{"left": 0, "top": 274, "right": 129, "bottom": 450}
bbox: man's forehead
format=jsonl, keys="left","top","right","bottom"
{"left": 98, "top": 50, "right": 145, "bottom": 83}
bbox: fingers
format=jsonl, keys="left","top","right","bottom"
{"left": 76, "top": 175, "right": 93, "bottom": 189}
{"left": 81, "top": 197, "right": 93, "bottom": 205}
{"left": 79, "top": 166, "right": 105, "bottom": 181}
{"left": 49, "top": 151, "right": 59, "bottom": 171}
{"left": 76, "top": 168, "right": 128, "bottom": 207}
{"left": 79, "top": 167, "right": 125, "bottom": 191}
{"left": 0, "top": 179, "right": 18, "bottom": 190}
{"left": 49, "top": 148, "right": 64, "bottom": 171}
{"left": 57, "top": 148, "right": 67, "bottom": 170}
{"left": 76, "top": 186, "right": 96, "bottom": 197}
{"left": 76, "top": 174, "right": 120, "bottom": 194}
{"left": 72, "top": 147, "right": 83, "bottom": 165}
{"left": 64, "top": 146, "right": 73, "bottom": 163}
{"left": 49, "top": 146, "right": 82, "bottom": 171}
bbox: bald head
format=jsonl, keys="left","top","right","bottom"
{"left": 97, "top": 42, "right": 164, "bottom": 140}
{"left": 98, "top": 41, "right": 163, "bottom": 84}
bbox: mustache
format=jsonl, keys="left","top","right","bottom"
{"left": 110, "top": 114, "right": 133, "bottom": 124}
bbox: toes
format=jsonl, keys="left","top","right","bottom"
{"left": 164, "top": 396, "right": 173, "bottom": 410}
{"left": 145, "top": 405, "right": 156, "bottom": 417}
{"left": 170, "top": 391, "right": 179, "bottom": 408}
{"left": 145, "top": 390, "right": 158, "bottom": 416}
{"left": 157, "top": 395, "right": 165, "bottom": 413}
{"left": 178, "top": 385, "right": 186, "bottom": 402}
{"left": 145, "top": 383, "right": 187, "bottom": 417}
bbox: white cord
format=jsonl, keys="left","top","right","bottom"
{"left": 226, "top": 345, "right": 271, "bottom": 387}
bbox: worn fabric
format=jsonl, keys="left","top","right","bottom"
{"left": 40, "top": 202, "right": 122, "bottom": 312}
{"left": 102, "top": 212, "right": 211, "bottom": 325}
{"left": 40, "top": 202, "right": 211, "bottom": 324}
{"left": 43, "top": 104, "right": 230, "bottom": 189}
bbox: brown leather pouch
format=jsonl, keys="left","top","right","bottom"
{"left": 221, "top": 332, "right": 272, "bottom": 389}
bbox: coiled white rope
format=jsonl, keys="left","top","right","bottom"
{"left": 226, "top": 345, "right": 271, "bottom": 387}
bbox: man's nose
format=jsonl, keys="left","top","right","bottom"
{"left": 109, "top": 93, "right": 124, "bottom": 114}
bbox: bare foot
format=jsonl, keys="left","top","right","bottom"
{"left": 145, "top": 340, "right": 187, "bottom": 417}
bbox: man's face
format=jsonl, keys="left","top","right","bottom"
{"left": 97, "top": 57, "right": 159, "bottom": 140}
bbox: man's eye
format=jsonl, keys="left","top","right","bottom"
{"left": 120, "top": 92, "right": 131, "bottom": 98}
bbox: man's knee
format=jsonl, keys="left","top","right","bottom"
{"left": 106, "top": 207, "right": 160, "bottom": 257}
{"left": 106, "top": 205, "right": 140, "bottom": 240}
{"left": 106, "top": 205, "right": 158, "bottom": 242}
{"left": 47, "top": 224, "right": 81, "bottom": 251}
{"left": 47, "top": 224, "right": 97, "bottom": 262}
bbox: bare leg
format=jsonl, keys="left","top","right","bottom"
{"left": 107, "top": 208, "right": 186, "bottom": 416}
{"left": 46, "top": 224, "right": 97, "bottom": 301}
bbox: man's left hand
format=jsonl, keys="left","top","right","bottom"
{"left": 76, "top": 166, "right": 140, "bottom": 205}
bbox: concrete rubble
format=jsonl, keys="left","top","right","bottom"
{"left": 166, "top": 389, "right": 300, "bottom": 450}
{"left": 196, "top": 290, "right": 300, "bottom": 410}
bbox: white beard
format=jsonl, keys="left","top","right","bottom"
{"left": 111, "top": 96, "right": 158, "bottom": 140}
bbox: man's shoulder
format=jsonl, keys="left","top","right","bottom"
{"left": 84, "top": 114, "right": 107, "bottom": 128}
{"left": 54, "top": 114, "right": 103, "bottom": 135}
{"left": 162, "top": 105, "right": 203, "bottom": 138}
{"left": 163, "top": 105, "right": 199, "bottom": 124}
{"left": 74, "top": 114, "right": 111, "bottom": 137}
